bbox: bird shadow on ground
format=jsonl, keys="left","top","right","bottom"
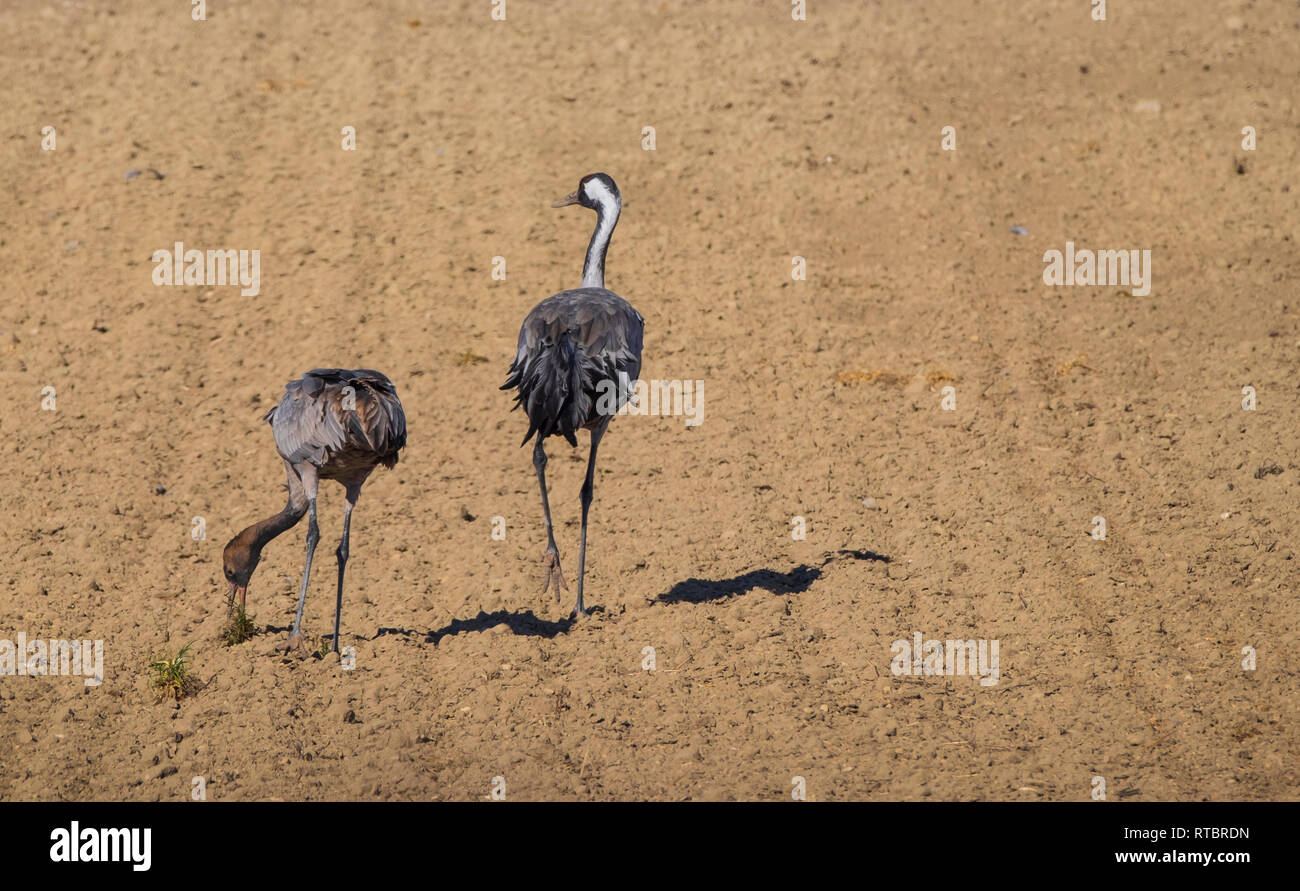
{"left": 364, "top": 550, "right": 888, "bottom": 642}
{"left": 374, "top": 606, "right": 602, "bottom": 644}
{"left": 656, "top": 548, "right": 889, "bottom": 606}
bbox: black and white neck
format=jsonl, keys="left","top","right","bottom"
{"left": 580, "top": 177, "right": 621, "bottom": 289}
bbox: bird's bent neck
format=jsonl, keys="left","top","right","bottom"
{"left": 582, "top": 196, "right": 620, "bottom": 289}
{"left": 236, "top": 503, "right": 305, "bottom": 566}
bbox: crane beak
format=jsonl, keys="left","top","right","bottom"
{"left": 226, "top": 582, "right": 246, "bottom": 615}
{"left": 552, "top": 190, "right": 580, "bottom": 208}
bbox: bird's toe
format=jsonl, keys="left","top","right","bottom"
{"left": 275, "top": 632, "right": 310, "bottom": 655}
{"left": 542, "top": 548, "right": 569, "bottom": 599}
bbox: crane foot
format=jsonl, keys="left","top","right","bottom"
{"left": 542, "top": 546, "right": 569, "bottom": 602}
{"left": 276, "top": 631, "right": 310, "bottom": 655}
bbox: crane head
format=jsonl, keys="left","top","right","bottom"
{"left": 553, "top": 172, "right": 620, "bottom": 212}
{"left": 222, "top": 532, "right": 259, "bottom": 613}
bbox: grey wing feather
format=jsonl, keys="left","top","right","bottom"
{"left": 266, "top": 369, "right": 406, "bottom": 469}
{"left": 501, "top": 288, "right": 644, "bottom": 446}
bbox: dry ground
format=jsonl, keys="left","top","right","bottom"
{"left": 0, "top": 0, "right": 1297, "bottom": 800}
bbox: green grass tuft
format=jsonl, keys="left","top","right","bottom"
{"left": 223, "top": 606, "right": 257, "bottom": 646}
{"left": 150, "top": 642, "right": 200, "bottom": 702}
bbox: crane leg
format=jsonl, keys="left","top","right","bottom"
{"left": 574, "top": 421, "right": 607, "bottom": 618}
{"left": 332, "top": 485, "right": 360, "bottom": 654}
{"left": 534, "top": 438, "right": 569, "bottom": 600}
{"left": 281, "top": 466, "right": 319, "bottom": 653}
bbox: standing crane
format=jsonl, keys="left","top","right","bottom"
{"left": 501, "top": 173, "right": 644, "bottom": 618}
{"left": 223, "top": 368, "right": 406, "bottom": 652}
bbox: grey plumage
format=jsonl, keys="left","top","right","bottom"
{"left": 501, "top": 172, "right": 644, "bottom": 618}
{"left": 267, "top": 368, "right": 406, "bottom": 475}
{"left": 501, "top": 288, "right": 643, "bottom": 447}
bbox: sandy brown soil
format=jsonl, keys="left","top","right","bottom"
{"left": 1, "top": 0, "right": 1297, "bottom": 801}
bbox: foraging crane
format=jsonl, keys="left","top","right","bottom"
{"left": 501, "top": 173, "right": 644, "bottom": 618}
{"left": 223, "top": 368, "right": 406, "bottom": 652}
